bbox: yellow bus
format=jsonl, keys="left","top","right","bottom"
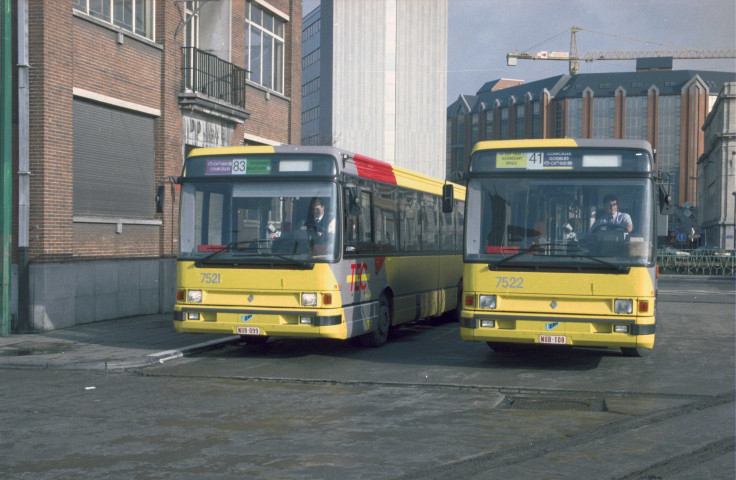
{"left": 173, "top": 145, "right": 465, "bottom": 347}
{"left": 460, "top": 139, "right": 663, "bottom": 357}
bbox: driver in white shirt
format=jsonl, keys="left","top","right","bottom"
{"left": 591, "top": 194, "right": 633, "bottom": 233}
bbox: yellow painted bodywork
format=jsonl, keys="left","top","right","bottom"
{"left": 174, "top": 261, "right": 348, "bottom": 339}
{"left": 460, "top": 264, "right": 656, "bottom": 350}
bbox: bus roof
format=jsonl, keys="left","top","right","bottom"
{"left": 186, "top": 145, "right": 465, "bottom": 200}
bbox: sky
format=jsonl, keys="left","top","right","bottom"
{"left": 303, "top": 0, "right": 736, "bottom": 103}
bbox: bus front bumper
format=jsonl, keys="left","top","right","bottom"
{"left": 173, "top": 306, "right": 348, "bottom": 339}
{"left": 459, "top": 312, "right": 655, "bottom": 350}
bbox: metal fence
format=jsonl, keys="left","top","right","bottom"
{"left": 657, "top": 251, "right": 735, "bottom": 276}
{"left": 181, "top": 47, "right": 245, "bottom": 108}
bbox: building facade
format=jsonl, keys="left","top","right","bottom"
{"left": 5, "top": 0, "right": 302, "bottom": 332}
{"left": 447, "top": 68, "right": 734, "bottom": 216}
{"left": 698, "top": 82, "right": 736, "bottom": 249}
{"left": 302, "top": 0, "right": 448, "bottom": 179}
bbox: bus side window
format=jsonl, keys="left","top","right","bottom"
{"left": 360, "top": 191, "right": 373, "bottom": 245}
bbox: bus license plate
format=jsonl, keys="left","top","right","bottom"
{"left": 237, "top": 326, "right": 261, "bottom": 335}
{"left": 539, "top": 335, "right": 566, "bottom": 345}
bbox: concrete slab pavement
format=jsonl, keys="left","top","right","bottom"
{"left": 0, "top": 313, "right": 239, "bottom": 370}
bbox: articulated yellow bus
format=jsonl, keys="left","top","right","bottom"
{"left": 460, "top": 139, "right": 663, "bottom": 357}
{"left": 173, "top": 145, "right": 465, "bottom": 347}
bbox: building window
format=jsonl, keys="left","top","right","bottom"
{"left": 484, "top": 110, "right": 494, "bottom": 140}
{"left": 625, "top": 96, "right": 648, "bottom": 140}
{"left": 567, "top": 98, "right": 583, "bottom": 138}
{"left": 471, "top": 114, "right": 479, "bottom": 146}
{"left": 554, "top": 103, "right": 564, "bottom": 138}
{"left": 592, "top": 97, "right": 615, "bottom": 138}
{"left": 657, "top": 95, "right": 682, "bottom": 203}
{"left": 74, "top": 0, "right": 154, "bottom": 39}
{"left": 246, "top": 0, "right": 286, "bottom": 94}
{"left": 500, "top": 108, "right": 509, "bottom": 139}
{"left": 516, "top": 104, "right": 525, "bottom": 139}
{"left": 73, "top": 99, "right": 154, "bottom": 218}
{"left": 456, "top": 115, "right": 465, "bottom": 144}
{"left": 532, "top": 102, "right": 541, "bottom": 138}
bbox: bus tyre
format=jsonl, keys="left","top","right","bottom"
{"left": 360, "top": 294, "right": 391, "bottom": 348}
{"left": 621, "top": 346, "right": 653, "bottom": 357}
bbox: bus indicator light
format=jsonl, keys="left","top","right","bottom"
{"left": 464, "top": 295, "right": 474, "bottom": 307}
{"left": 638, "top": 300, "right": 649, "bottom": 313}
{"left": 323, "top": 293, "right": 332, "bottom": 305}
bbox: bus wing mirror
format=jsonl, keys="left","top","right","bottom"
{"left": 658, "top": 185, "right": 673, "bottom": 214}
{"left": 442, "top": 184, "right": 454, "bottom": 213}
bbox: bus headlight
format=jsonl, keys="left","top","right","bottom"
{"left": 301, "top": 293, "right": 318, "bottom": 307}
{"left": 479, "top": 295, "right": 497, "bottom": 309}
{"left": 614, "top": 299, "right": 633, "bottom": 314}
{"left": 187, "top": 290, "right": 202, "bottom": 303}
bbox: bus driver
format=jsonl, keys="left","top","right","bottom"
{"left": 308, "top": 197, "right": 335, "bottom": 243}
{"left": 591, "top": 194, "right": 633, "bottom": 234}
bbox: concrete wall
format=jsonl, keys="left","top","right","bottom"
{"left": 15, "top": 259, "right": 176, "bottom": 332}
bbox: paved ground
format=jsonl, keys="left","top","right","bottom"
{"left": 0, "top": 313, "right": 238, "bottom": 370}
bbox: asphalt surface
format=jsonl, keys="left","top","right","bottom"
{"left": 0, "top": 313, "right": 238, "bottom": 370}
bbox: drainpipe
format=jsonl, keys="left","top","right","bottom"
{"left": 17, "top": 0, "right": 30, "bottom": 332}
{"left": 0, "top": 0, "right": 12, "bottom": 336}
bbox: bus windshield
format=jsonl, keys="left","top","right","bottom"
{"left": 465, "top": 177, "right": 654, "bottom": 268}
{"left": 179, "top": 181, "right": 338, "bottom": 264}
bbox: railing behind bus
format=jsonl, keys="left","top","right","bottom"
{"left": 657, "top": 249, "right": 735, "bottom": 276}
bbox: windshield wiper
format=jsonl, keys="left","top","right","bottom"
{"left": 488, "top": 243, "right": 629, "bottom": 273}
{"left": 565, "top": 254, "right": 630, "bottom": 273}
{"left": 488, "top": 244, "right": 545, "bottom": 270}
{"left": 194, "top": 241, "right": 316, "bottom": 269}
{"left": 194, "top": 240, "right": 258, "bottom": 267}
{"left": 254, "top": 253, "right": 314, "bottom": 269}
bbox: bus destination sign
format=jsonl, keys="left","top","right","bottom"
{"left": 205, "top": 157, "right": 272, "bottom": 176}
{"left": 496, "top": 151, "right": 573, "bottom": 170}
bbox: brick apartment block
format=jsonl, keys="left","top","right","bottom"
{"left": 4, "top": 0, "right": 302, "bottom": 331}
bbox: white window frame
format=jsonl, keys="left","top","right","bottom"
{"left": 246, "top": 0, "right": 287, "bottom": 94}
{"left": 73, "top": 0, "right": 155, "bottom": 40}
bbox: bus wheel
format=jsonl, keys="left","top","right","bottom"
{"left": 242, "top": 335, "right": 268, "bottom": 345}
{"left": 621, "top": 346, "right": 653, "bottom": 357}
{"left": 360, "top": 294, "right": 391, "bottom": 348}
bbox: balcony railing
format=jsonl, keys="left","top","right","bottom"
{"left": 181, "top": 47, "right": 245, "bottom": 109}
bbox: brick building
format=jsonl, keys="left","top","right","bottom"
{"left": 4, "top": 0, "right": 302, "bottom": 331}
{"left": 447, "top": 65, "right": 734, "bottom": 217}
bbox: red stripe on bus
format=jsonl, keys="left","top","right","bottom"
{"left": 354, "top": 154, "right": 397, "bottom": 184}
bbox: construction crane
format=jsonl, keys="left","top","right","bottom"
{"left": 507, "top": 26, "right": 736, "bottom": 75}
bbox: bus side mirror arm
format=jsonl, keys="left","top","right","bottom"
{"left": 442, "top": 184, "right": 454, "bottom": 213}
